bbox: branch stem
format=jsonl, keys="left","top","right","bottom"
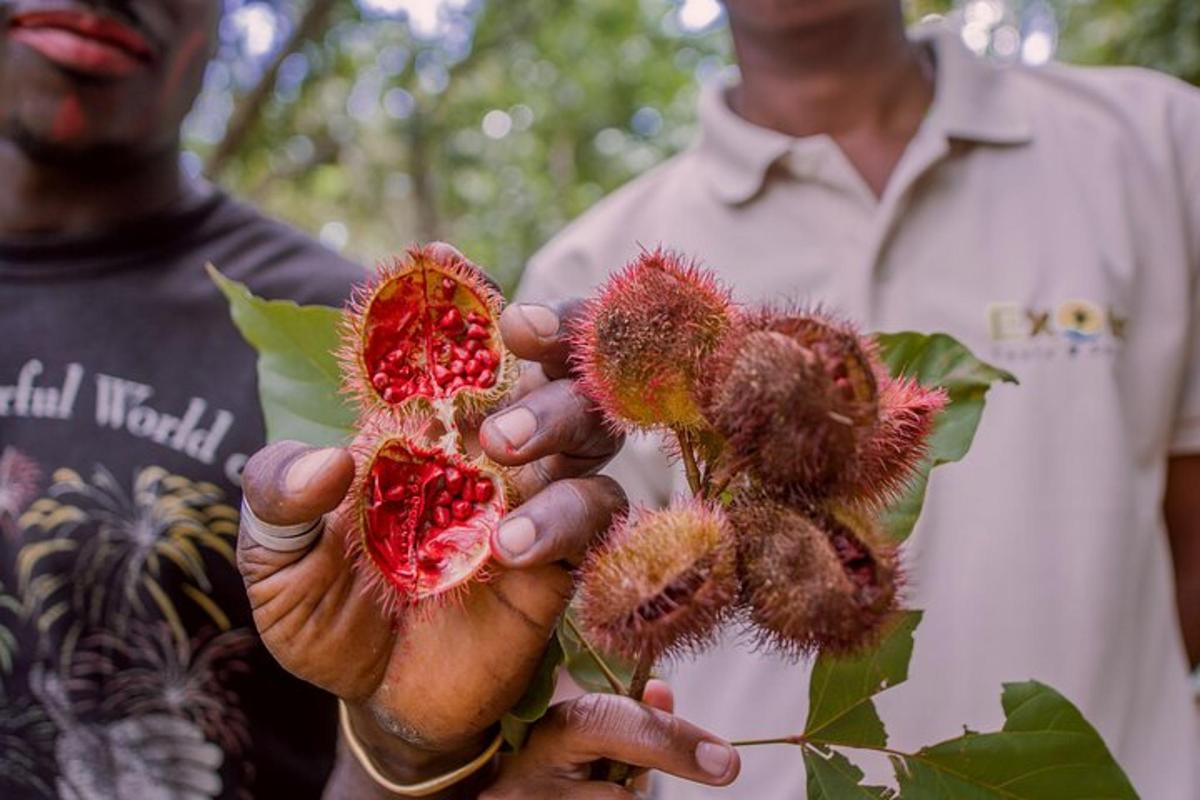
{"left": 731, "top": 735, "right": 807, "bottom": 747}
{"left": 676, "top": 428, "right": 703, "bottom": 496}
{"left": 563, "top": 615, "right": 628, "bottom": 696}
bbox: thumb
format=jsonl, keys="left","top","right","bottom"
{"left": 238, "top": 441, "right": 355, "bottom": 580}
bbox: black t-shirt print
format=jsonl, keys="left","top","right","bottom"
{"left": 0, "top": 188, "right": 364, "bottom": 800}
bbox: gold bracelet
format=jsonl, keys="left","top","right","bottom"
{"left": 338, "top": 700, "right": 503, "bottom": 797}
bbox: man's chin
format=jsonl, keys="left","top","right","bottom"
{"left": 2, "top": 116, "right": 138, "bottom": 170}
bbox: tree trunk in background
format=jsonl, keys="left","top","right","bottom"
{"left": 206, "top": 0, "right": 339, "bottom": 179}
{"left": 408, "top": 113, "right": 440, "bottom": 242}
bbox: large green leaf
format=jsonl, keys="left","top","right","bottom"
{"left": 804, "top": 611, "right": 922, "bottom": 748}
{"left": 501, "top": 635, "right": 565, "bottom": 749}
{"left": 874, "top": 333, "right": 1017, "bottom": 542}
{"left": 892, "top": 681, "right": 1138, "bottom": 799}
{"left": 208, "top": 265, "right": 355, "bottom": 446}
{"left": 805, "top": 747, "right": 893, "bottom": 799}
{"left": 557, "top": 608, "right": 637, "bottom": 694}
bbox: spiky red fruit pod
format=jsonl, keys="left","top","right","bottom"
{"left": 699, "top": 310, "right": 879, "bottom": 491}
{"left": 734, "top": 499, "right": 899, "bottom": 657}
{"left": 340, "top": 245, "right": 516, "bottom": 420}
{"left": 576, "top": 499, "right": 738, "bottom": 663}
{"left": 837, "top": 375, "right": 948, "bottom": 507}
{"left": 570, "top": 249, "right": 735, "bottom": 432}
{"left": 337, "top": 418, "right": 510, "bottom": 615}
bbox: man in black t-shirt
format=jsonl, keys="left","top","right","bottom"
{"left": 0, "top": 1, "right": 740, "bottom": 798}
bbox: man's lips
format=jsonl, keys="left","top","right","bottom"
{"left": 8, "top": 10, "right": 155, "bottom": 78}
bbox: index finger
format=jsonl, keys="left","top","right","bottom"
{"left": 526, "top": 694, "right": 739, "bottom": 787}
{"left": 499, "top": 299, "right": 585, "bottom": 380}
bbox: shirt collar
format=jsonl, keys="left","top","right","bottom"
{"left": 696, "top": 24, "right": 1034, "bottom": 206}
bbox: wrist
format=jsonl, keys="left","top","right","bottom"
{"left": 341, "top": 702, "right": 499, "bottom": 795}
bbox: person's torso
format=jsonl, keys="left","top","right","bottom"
{"left": 0, "top": 191, "right": 363, "bottom": 800}
{"left": 519, "top": 40, "right": 1200, "bottom": 799}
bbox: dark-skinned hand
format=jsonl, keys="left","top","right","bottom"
{"left": 236, "top": 246, "right": 633, "bottom": 782}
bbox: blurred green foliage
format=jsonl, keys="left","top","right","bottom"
{"left": 188, "top": 0, "right": 1198, "bottom": 289}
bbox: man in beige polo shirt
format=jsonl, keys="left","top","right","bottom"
{"left": 516, "top": 1, "right": 1200, "bottom": 797}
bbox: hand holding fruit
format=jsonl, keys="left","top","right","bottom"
{"left": 236, "top": 245, "right": 626, "bottom": 782}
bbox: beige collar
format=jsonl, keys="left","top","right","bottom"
{"left": 697, "top": 25, "right": 1035, "bottom": 206}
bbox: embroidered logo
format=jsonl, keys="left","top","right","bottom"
{"left": 987, "top": 300, "right": 1126, "bottom": 360}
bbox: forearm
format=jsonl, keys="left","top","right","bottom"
{"left": 322, "top": 704, "right": 497, "bottom": 800}
{"left": 1165, "top": 455, "right": 1200, "bottom": 668}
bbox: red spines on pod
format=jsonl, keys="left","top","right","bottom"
{"left": 837, "top": 375, "right": 948, "bottom": 507}
{"left": 337, "top": 417, "right": 509, "bottom": 616}
{"left": 339, "top": 245, "right": 516, "bottom": 420}
{"left": 576, "top": 498, "right": 738, "bottom": 663}
{"left": 570, "top": 248, "right": 735, "bottom": 432}
{"left": 734, "top": 499, "right": 899, "bottom": 658}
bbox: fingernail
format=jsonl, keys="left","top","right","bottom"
{"left": 515, "top": 304, "right": 559, "bottom": 338}
{"left": 488, "top": 407, "right": 538, "bottom": 451}
{"left": 695, "top": 741, "right": 734, "bottom": 779}
{"left": 285, "top": 448, "right": 340, "bottom": 494}
{"left": 497, "top": 516, "right": 537, "bottom": 558}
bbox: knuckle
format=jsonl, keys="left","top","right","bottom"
{"left": 564, "top": 692, "right": 619, "bottom": 738}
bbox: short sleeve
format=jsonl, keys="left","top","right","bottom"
{"left": 1169, "top": 84, "right": 1200, "bottom": 455}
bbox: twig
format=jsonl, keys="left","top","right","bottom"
{"left": 206, "top": 0, "right": 339, "bottom": 178}
{"left": 564, "top": 614, "right": 628, "bottom": 696}
{"left": 605, "top": 651, "right": 655, "bottom": 785}
{"left": 676, "top": 428, "right": 703, "bottom": 496}
{"left": 731, "top": 735, "right": 807, "bottom": 747}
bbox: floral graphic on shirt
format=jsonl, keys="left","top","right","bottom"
{"left": 68, "top": 622, "right": 255, "bottom": 755}
{"left": 16, "top": 464, "right": 240, "bottom": 659}
{"left": 0, "top": 446, "right": 41, "bottom": 539}
{"left": 0, "top": 463, "right": 263, "bottom": 798}
{"left": 31, "top": 666, "right": 225, "bottom": 800}
{"left": 0, "top": 692, "right": 57, "bottom": 798}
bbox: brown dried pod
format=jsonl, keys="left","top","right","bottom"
{"left": 734, "top": 498, "right": 899, "bottom": 658}
{"left": 576, "top": 498, "right": 739, "bottom": 663}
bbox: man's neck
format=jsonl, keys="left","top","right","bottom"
{"left": 727, "top": 6, "right": 934, "bottom": 196}
{"left": 0, "top": 140, "right": 189, "bottom": 238}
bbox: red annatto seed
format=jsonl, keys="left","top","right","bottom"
{"left": 476, "top": 369, "right": 494, "bottom": 388}
{"left": 461, "top": 477, "right": 475, "bottom": 500}
{"left": 453, "top": 346, "right": 470, "bottom": 361}
{"left": 434, "top": 490, "right": 453, "bottom": 506}
{"left": 450, "top": 360, "right": 466, "bottom": 376}
{"left": 467, "top": 311, "right": 486, "bottom": 325}
{"left": 474, "top": 478, "right": 495, "bottom": 503}
{"left": 433, "top": 364, "right": 451, "bottom": 384}
{"left": 445, "top": 467, "right": 465, "bottom": 494}
{"left": 433, "top": 506, "right": 451, "bottom": 528}
{"left": 466, "top": 323, "right": 488, "bottom": 340}
{"left": 450, "top": 377, "right": 466, "bottom": 390}
{"left": 466, "top": 340, "right": 482, "bottom": 353}
{"left": 452, "top": 500, "right": 473, "bottom": 521}
{"left": 475, "top": 350, "right": 494, "bottom": 368}
{"left": 439, "top": 307, "right": 464, "bottom": 332}
{"left": 442, "top": 277, "right": 457, "bottom": 298}
{"left": 372, "top": 372, "right": 389, "bottom": 390}
{"left": 466, "top": 359, "right": 483, "bottom": 377}
{"left": 383, "top": 386, "right": 404, "bottom": 403}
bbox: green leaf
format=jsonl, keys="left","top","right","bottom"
{"left": 208, "top": 265, "right": 355, "bottom": 446}
{"left": 557, "top": 608, "right": 637, "bottom": 694}
{"left": 892, "top": 681, "right": 1138, "bottom": 799}
{"left": 804, "top": 746, "right": 894, "bottom": 799}
{"left": 874, "top": 333, "right": 1017, "bottom": 542}
{"left": 500, "top": 636, "right": 565, "bottom": 750}
{"left": 805, "top": 611, "right": 922, "bottom": 748}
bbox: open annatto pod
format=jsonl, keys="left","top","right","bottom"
{"left": 338, "top": 416, "right": 512, "bottom": 615}
{"left": 733, "top": 498, "right": 900, "bottom": 658}
{"left": 340, "top": 245, "right": 517, "bottom": 423}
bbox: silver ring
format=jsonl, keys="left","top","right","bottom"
{"left": 240, "top": 498, "right": 325, "bottom": 552}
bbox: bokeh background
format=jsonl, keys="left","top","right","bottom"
{"left": 186, "top": 0, "right": 1200, "bottom": 291}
